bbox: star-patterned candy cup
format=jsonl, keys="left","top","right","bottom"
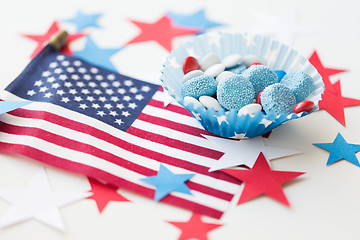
{"left": 161, "top": 32, "right": 324, "bottom": 139}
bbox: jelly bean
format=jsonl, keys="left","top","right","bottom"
{"left": 183, "top": 56, "right": 200, "bottom": 74}
{"left": 199, "top": 96, "right": 222, "bottom": 111}
{"left": 182, "top": 70, "right": 203, "bottom": 83}
{"left": 200, "top": 53, "right": 221, "bottom": 71}
{"left": 222, "top": 54, "right": 242, "bottom": 68}
{"left": 249, "top": 62, "right": 262, "bottom": 67}
{"left": 256, "top": 90, "right": 263, "bottom": 105}
{"left": 184, "top": 96, "right": 202, "bottom": 109}
{"left": 242, "top": 54, "right": 262, "bottom": 67}
{"left": 238, "top": 103, "right": 262, "bottom": 116}
{"left": 204, "top": 63, "right": 225, "bottom": 77}
{"left": 292, "top": 100, "right": 314, "bottom": 114}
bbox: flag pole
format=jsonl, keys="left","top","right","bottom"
{"left": 49, "top": 30, "right": 68, "bottom": 50}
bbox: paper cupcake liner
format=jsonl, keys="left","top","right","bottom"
{"left": 161, "top": 32, "right": 324, "bottom": 139}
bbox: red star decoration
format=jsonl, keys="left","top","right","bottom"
{"left": 167, "top": 213, "right": 222, "bottom": 240}
{"left": 222, "top": 152, "right": 304, "bottom": 206}
{"left": 318, "top": 80, "right": 360, "bottom": 126}
{"left": 86, "top": 177, "right": 130, "bottom": 213}
{"left": 126, "top": 16, "right": 199, "bottom": 52}
{"left": 308, "top": 50, "right": 347, "bottom": 93}
{"left": 22, "top": 21, "right": 86, "bottom": 58}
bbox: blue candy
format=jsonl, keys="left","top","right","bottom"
{"left": 242, "top": 65, "right": 278, "bottom": 96}
{"left": 181, "top": 75, "right": 217, "bottom": 99}
{"left": 275, "top": 70, "right": 286, "bottom": 81}
{"left": 280, "top": 70, "right": 313, "bottom": 102}
{"left": 217, "top": 75, "right": 254, "bottom": 111}
{"left": 260, "top": 83, "right": 296, "bottom": 115}
{"left": 225, "top": 64, "right": 246, "bottom": 74}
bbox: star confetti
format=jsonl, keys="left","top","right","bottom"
{"left": 167, "top": 9, "right": 223, "bottom": 33}
{"left": 0, "top": 101, "right": 32, "bottom": 115}
{"left": 203, "top": 135, "right": 301, "bottom": 171}
{"left": 0, "top": 168, "right": 90, "bottom": 231}
{"left": 63, "top": 10, "right": 102, "bottom": 31}
{"left": 313, "top": 133, "right": 360, "bottom": 167}
{"left": 318, "top": 80, "right": 360, "bottom": 126}
{"left": 86, "top": 177, "right": 130, "bottom": 213}
{"left": 167, "top": 213, "right": 223, "bottom": 240}
{"left": 22, "top": 21, "right": 86, "bottom": 58}
{"left": 141, "top": 164, "right": 195, "bottom": 201}
{"left": 309, "top": 50, "right": 347, "bottom": 93}
{"left": 222, "top": 153, "right": 305, "bottom": 206}
{"left": 74, "top": 36, "right": 122, "bottom": 72}
{"left": 126, "top": 16, "right": 199, "bottom": 52}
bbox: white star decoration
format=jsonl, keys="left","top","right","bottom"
{"left": 0, "top": 168, "right": 90, "bottom": 231}
{"left": 163, "top": 88, "right": 175, "bottom": 107}
{"left": 203, "top": 135, "right": 301, "bottom": 171}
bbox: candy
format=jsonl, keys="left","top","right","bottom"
{"left": 221, "top": 54, "right": 242, "bottom": 68}
{"left": 204, "top": 63, "right": 225, "bottom": 77}
{"left": 182, "top": 70, "right": 203, "bottom": 83}
{"left": 256, "top": 90, "right": 263, "bottom": 105}
{"left": 242, "top": 54, "right": 262, "bottom": 67}
{"left": 183, "top": 96, "right": 202, "bottom": 109}
{"left": 183, "top": 56, "right": 200, "bottom": 74}
{"left": 200, "top": 53, "right": 221, "bottom": 71}
{"left": 242, "top": 65, "right": 278, "bottom": 96}
{"left": 292, "top": 100, "right": 315, "bottom": 114}
{"left": 249, "top": 62, "right": 262, "bottom": 67}
{"left": 181, "top": 75, "right": 217, "bottom": 99}
{"left": 226, "top": 64, "right": 246, "bottom": 75}
{"left": 260, "top": 83, "right": 296, "bottom": 115}
{"left": 280, "top": 70, "right": 313, "bottom": 102}
{"left": 216, "top": 71, "right": 234, "bottom": 84}
{"left": 199, "top": 96, "right": 222, "bottom": 111}
{"left": 238, "top": 103, "right": 262, "bottom": 116}
{"left": 217, "top": 74, "right": 255, "bottom": 111}
{"left": 275, "top": 70, "right": 286, "bottom": 81}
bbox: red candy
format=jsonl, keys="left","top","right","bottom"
{"left": 292, "top": 100, "right": 315, "bottom": 114}
{"left": 183, "top": 56, "right": 200, "bottom": 74}
{"left": 256, "top": 90, "right": 263, "bottom": 105}
{"left": 250, "top": 62, "right": 262, "bottom": 67}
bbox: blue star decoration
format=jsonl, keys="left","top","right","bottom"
{"left": 167, "top": 9, "right": 224, "bottom": 33}
{"left": 313, "top": 133, "right": 360, "bottom": 167}
{"left": 141, "top": 164, "right": 195, "bottom": 201}
{"left": 74, "top": 37, "right": 122, "bottom": 73}
{"left": 62, "top": 10, "right": 102, "bottom": 31}
{"left": 0, "top": 101, "right": 32, "bottom": 115}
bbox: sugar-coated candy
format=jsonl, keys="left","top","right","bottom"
{"left": 260, "top": 83, "right": 296, "bottom": 115}
{"left": 242, "top": 54, "right": 262, "bottom": 67}
{"left": 216, "top": 71, "right": 234, "bottom": 84}
{"left": 204, "top": 63, "right": 225, "bottom": 77}
{"left": 221, "top": 54, "right": 242, "bottom": 68}
{"left": 242, "top": 65, "right": 278, "bottom": 96}
{"left": 182, "top": 70, "right": 203, "bottom": 83}
{"left": 184, "top": 96, "right": 202, "bottom": 109}
{"left": 280, "top": 70, "right": 313, "bottom": 102}
{"left": 225, "top": 64, "right": 246, "bottom": 74}
{"left": 181, "top": 75, "right": 217, "bottom": 99}
{"left": 275, "top": 70, "right": 286, "bottom": 81}
{"left": 217, "top": 75, "right": 255, "bottom": 111}
{"left": 238, "top": 103, "right": 262, "bottom": 116}
{"left": 200, "top": 53, "right": 221, "bottom": 71}
{"left": 292, "top": 100, "right": 314, "bottom": 114}
{"left": 199, "top": 96, "right": 222, "bottom": 111}
{"left": 183, "top": 56, "right": 200, "bottom": 74}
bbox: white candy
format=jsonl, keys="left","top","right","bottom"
{"left": 183, "top": 96, "right": 202, "bottom": 109}
{"left": 215, "top": 71, "right": 234, "bottom": 84}
{"left": 182, "top": 70, "right": 204, "bottom": 83}
{"left": 204, "top": 63, "right": 225, "bottom": 77}
{"left": 222, "top": 54, "right": 242, "bottom": 68}
{"left": 200, "top": 53, "right": 221, "bottom": 71}
{"left": 199, "top": 96, "right": 222, "bottom": 111}
{"left": 242, "top": 54, "right": 262, "bottom": 67}
{"left": 237, "top": 103, "right": 262, "bottom": 116}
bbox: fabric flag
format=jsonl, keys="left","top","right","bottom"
{"left": 0, "top": 43, "right": 240, "bottom": 219}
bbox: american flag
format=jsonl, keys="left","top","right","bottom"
{"left": 0, "top": 44, "right": 240, "bottom": 219}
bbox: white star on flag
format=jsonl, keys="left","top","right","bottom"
{"left": 0, "top": 168, "right": 90, "bottom": 231}
{"left": 203, "top": 135, "right": 301, "bottom": 171}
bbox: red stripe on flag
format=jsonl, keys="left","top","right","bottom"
{"left": 147, "top": 99, "right": 192, "bottom": 116}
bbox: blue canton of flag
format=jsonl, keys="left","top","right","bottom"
{"left": 6, "top": 44, "right": 159, "bottom": 131}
